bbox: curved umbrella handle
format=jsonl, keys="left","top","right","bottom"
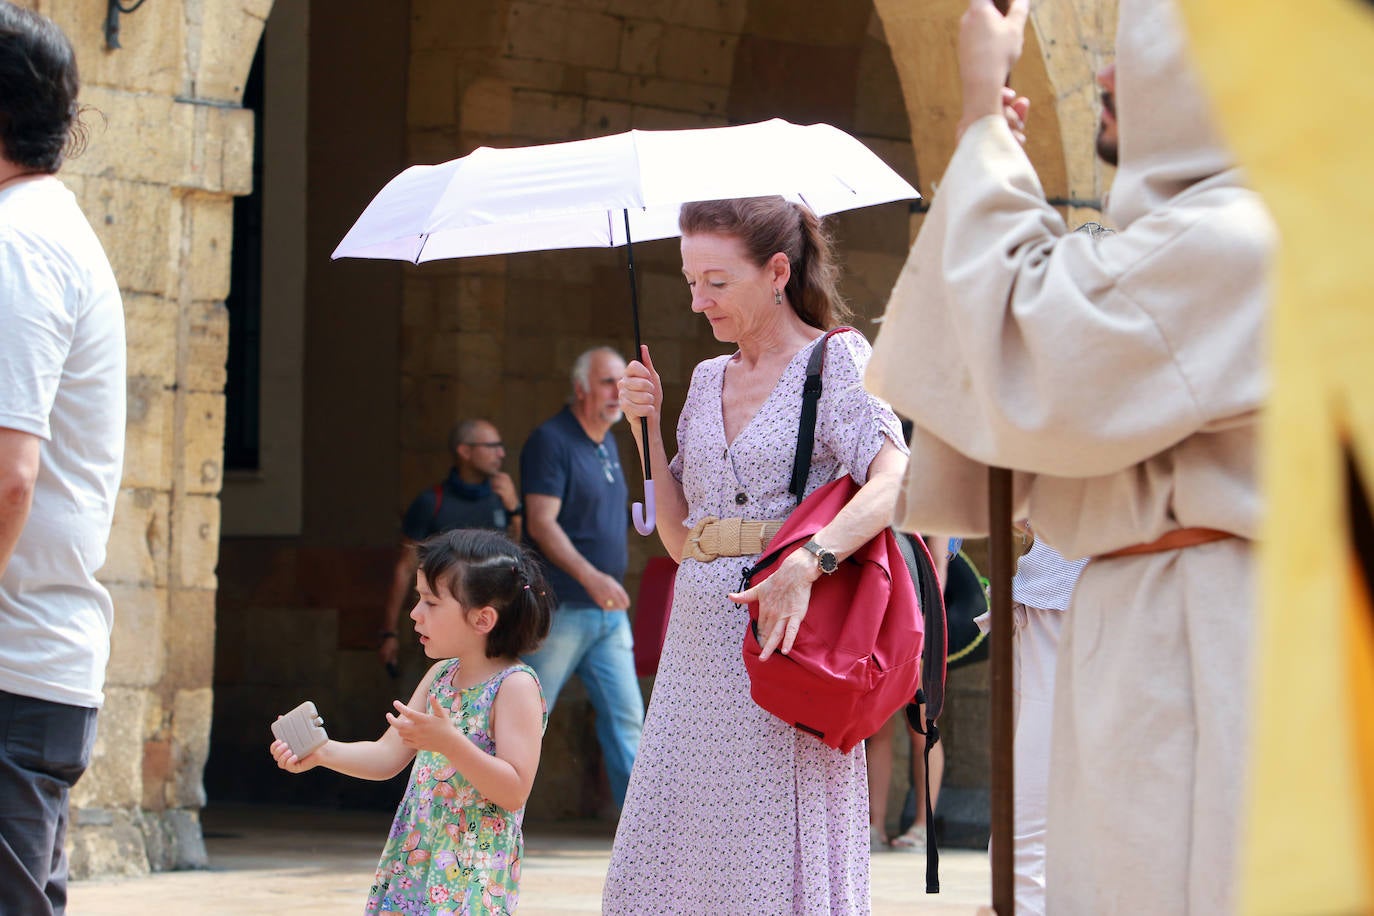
{"left": 632, "top": 481, "right": 656, "bottom": 536}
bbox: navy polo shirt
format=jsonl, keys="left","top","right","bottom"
{"left": 520, "top": 406, "right": 628, "bottom": 607}
{"left": 400, "top": 468, "right": 508, "bottom": 542}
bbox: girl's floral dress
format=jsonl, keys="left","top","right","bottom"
{"left": 367, "top": 660, "right": 546, "bottom": 915}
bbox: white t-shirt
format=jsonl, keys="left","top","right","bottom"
{"left": 0, "top": 177, "right": 125, "bottom": 708}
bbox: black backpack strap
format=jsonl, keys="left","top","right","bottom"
{"left": 787, "top": 327, "right": 857, "bottom": 503}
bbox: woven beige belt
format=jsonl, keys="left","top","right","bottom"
{"left": 683, "top": 516, "right": 785, "bottom": 563}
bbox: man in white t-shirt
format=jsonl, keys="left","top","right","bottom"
{"left": 0, "top": 5, "right": 126, "bottom": 913}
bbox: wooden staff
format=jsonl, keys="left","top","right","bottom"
{"left": 988, "top": 2, "right": 1015, "bottom": 913}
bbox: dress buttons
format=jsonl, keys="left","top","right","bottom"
{"left": 734, "top": 492, "right": 748, "bottom": 506}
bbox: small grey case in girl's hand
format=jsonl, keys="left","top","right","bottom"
{"left": 270, "top": 700, "right": 329, "bottom": 759}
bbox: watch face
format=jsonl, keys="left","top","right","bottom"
{"left": 819, "top": 551, "right": 839, "bottom": 573}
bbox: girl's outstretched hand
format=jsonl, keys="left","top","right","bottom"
{"left": 386, "top": 695, "right": 456, "bottom": 753}
{"left": 269, "top": 735, "right": 322, "bottom": 774}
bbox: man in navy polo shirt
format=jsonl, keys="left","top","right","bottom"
{"left": 522, "top": 346, "right": 643, "bottom": 811}
{"left": 378, "top": 418, "right": 521, "bottom": 673}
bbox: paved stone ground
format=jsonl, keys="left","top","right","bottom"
{"left": 69, "top": 804, "right": 991, "bottom": 914}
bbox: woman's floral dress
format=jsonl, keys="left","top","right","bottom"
{"left": 603, "top": 332, "right": 906, "bottom": 914}
{"left": 367, "top": 660, "right": 546, "bottom": 916}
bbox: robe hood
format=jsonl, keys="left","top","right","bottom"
{"left": 1108, "top": 0, "right": 1236, "bottom": 227}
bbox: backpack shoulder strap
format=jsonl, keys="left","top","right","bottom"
{"left": 431, "top": 483, "right": 445, "bottom": 521}
{"left": 787, "top": 326, "right": 856, "bottom": 503}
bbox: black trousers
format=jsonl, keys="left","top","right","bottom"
{"left": 0, "top": 690, "right": 99, "bottom": 916}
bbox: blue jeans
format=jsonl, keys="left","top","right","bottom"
{"left": 0, "top": 689, "right": 99, "bottom": 916}
{"left": 523, "top": 604, "right": 644, "bottom": 808}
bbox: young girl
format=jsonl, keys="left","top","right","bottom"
{"left": 270, "top": 528, "right": 553, "bottom": 914}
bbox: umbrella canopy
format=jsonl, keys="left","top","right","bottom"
{"left": 331, "top": 118, "right": 919, "bottom": 262}
{"left": 333, "top": 118, "right": 919, "bottom": 536}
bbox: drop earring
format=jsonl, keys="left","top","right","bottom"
{"left": 773, "top": 288, "right": 783, "bottom": 305}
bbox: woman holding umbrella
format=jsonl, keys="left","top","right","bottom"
{"left": 605, "top": 196, "right": 908, "bottom": 912}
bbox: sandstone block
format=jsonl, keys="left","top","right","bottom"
{"left": 510, "top": 89, "right": 586, "bottom": 142}
{"left": 141, "top": 808, "right": 209, "bottom": 871}
{"left": 170, "top": 688, "right": 214, "bottom": 809}
{"left": 178, "top": 393, "right": 226, "bottom": 496}
{"left": 65, "top": 88, "right": 185, "bottom": 186}
{"left": 656, "top": 26, "right": 737, "bottom": 87}
{"left": 627, "top": 76, "right": 727, "bottom": 116}
{"left": 618, "top": 19, "right": 662, "bottom": 76}
{"left": 102, "top": 488, "right": 170, "bottom": 589}
{"left": 412, "top": 0, "right": 502, "bottom": 50}
{"left": 52, "top": 0, "right": 184, "bottom": 97}
{"left": 459, "top": 78, "right": 514, "bottom": 137}
{"left": 123, "top": 294, "right": 178, "bottom": 387}
{"left": 185, "top": 194, "right": 235, "bottom": 303}
{"left": 106, "top": 585, "right": 166, "bottom": 689}
{"left": 585, "top": 98, "right": 633, "bottom": 135}
{"left": 187, "top": 0, "right": 271, "bottom": 104}
{"left": 506, "top": 3, "right": 622, "bottom": 71}
{"left": 79, "top": 178, "right": 176, "bottom": 297}
{"left": 67, "top": 809, "right": 151, "bottom": 881}
{"left": 163, "top": 588, "right": 217, "bottom": 692}
{"left": 408, "top": 51, "right": 458, "bottom": 129}
{"left": 172, "top": 494, "right": 221, "bottom": 590}
{"left": 201, "top": 104, "right": 256, "bottom": 196}
{"left": 181, "top": 301, "right": 230, "bottom": 394}
{"left": 121, "top": 376, "right": 174, "bottom": 492}
{"left": 71, "top": 687, "right": 148, "bottom": 811}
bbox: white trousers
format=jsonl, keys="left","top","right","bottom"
{"left": 1011, "top": 602, "right": 1062, "bottom": 916}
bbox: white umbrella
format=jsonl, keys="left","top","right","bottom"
{"left": 332, "top": 118, "right": 920, "bottom": 534}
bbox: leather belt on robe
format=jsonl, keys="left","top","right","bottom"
{"left": 1096, "top": 527, "right": 1239, "bottom": 561}
{"left": 683, "top": 516, "right": 785, "bottom": 562}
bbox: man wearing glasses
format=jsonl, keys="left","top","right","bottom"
{"left": 378, "top": 418, "right": 522, "bottom": 674}
{"left": 521, "top": 346, "right": 644, "bottom": 814}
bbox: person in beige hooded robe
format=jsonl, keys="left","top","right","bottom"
{"left": 866, "top": 0, "right": 1274, "bottom": 912}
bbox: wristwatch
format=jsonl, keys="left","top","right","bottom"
{"left": 802, "top": 539, "right": 839, "bottom": 574}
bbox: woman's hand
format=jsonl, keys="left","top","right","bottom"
{"left": 730, "top": 549, "right": 821, "bottom": 660}
{"left": 618, "top": 345, "right": 662, "bottom": 424}
{"left": 269, "top": 734, "right": 323, "bottom": 774}
{"left": 386, "top": 696, "right": 459, "bottom": 754}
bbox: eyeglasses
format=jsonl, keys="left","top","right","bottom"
{"left": 463, "top": 441, "right": 505, "bottom": 449}
{"left": 595, "top": 442, "right": 616, "bottom": 483}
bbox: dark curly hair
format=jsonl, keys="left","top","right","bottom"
{"left": 0, "top": 3, "right": 84, "bottom": 172}
{"left": 416, "top": 529, "right": 553, "bottom": 659}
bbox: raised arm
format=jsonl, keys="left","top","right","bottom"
{"left": 618, "top": 346, "right": 689, "bottom": 560}
{"left": 269, "top": 664, "right": 445, "bottom": 780}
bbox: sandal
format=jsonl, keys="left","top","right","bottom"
{"left": 869, "top": 825, "right": 888, "bottom": 853}
{"left": 890, "top": 824, "right": 927, "bottom": 854}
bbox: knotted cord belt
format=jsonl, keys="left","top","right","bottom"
{"left": 1096, "top": 526, "right": 1238, "bottom": 560}
{"left": 683, "top": 516, "right": 785, "bottom": 562}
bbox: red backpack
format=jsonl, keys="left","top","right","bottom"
{"left": 739, "top": 328, "right": 927, "bottom": 754}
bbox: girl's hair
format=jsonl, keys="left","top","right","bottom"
{"left": 678, "top": 196, "right": 850, "bottom": 330}
{"left": 415, "top": 529, "right": 553, "bottom": 658}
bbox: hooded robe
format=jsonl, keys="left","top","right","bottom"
{"left": 865, "top": 1, "right": 1274, "bottom": 911}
